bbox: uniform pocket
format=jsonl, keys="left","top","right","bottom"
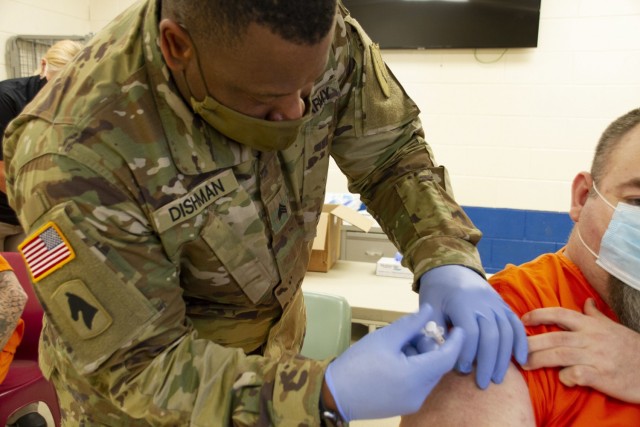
{"left": 200, "top": 213, "right": 275, "bottom": 305}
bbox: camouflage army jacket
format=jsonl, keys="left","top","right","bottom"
{"left": 3, "top": 0, "right": 482, "bottom": 425}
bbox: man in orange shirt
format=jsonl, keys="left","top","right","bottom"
{"left": 400, "top": 108, "right": 640, "bottom": 426}
{"left": 0, "top": 253, "right": 27, "bottom": 384}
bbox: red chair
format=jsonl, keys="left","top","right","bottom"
{"left": 0, "top": 251, "right": 61, "bottom": 426}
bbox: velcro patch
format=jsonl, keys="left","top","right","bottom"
{"left": 19, "top": 221, "right": 75, "bottom": 283}
{"left": 370, "top": 43, "right": 391, "bottom": 98}
{"left": 52, "top": 279, "right": 112, "bottom": 339}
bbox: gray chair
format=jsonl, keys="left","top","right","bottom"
{"left": 301, "top": 291, "right": 352, "bottom": 360}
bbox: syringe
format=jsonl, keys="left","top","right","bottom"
{"left": 423, "top": 320, "right": 445, "bottom": 345}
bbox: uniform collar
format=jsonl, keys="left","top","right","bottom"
{"left": 142, "top": 0, "right": 252, "bottom": 175}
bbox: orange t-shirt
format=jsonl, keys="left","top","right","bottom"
{"left": 489, "top": 250, "right": 640, "bottom": 426}
{"left": 0, "top": 318, "right": 24, "bottom": 384}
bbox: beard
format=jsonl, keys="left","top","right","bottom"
{"left": 608, "top": 274, "right": 640, "bottom": 333}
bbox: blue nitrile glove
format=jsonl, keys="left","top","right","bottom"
{"left": 324, "top": 304, "right": 464, "bottom": 422}
{"left": 418, "top": 265, "right": 528, "bottom": 389}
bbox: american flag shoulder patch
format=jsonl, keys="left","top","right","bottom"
{"left": 18, "top": 222, "right": 75, "bottom": 283}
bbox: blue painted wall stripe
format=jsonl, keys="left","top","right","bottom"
{"left": 462, "top": 206, "right": 573, "bottom": 274}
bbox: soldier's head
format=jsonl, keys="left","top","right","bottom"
{"left": 163, "top": 0, "right": 337, "bottom": 48}
{"left": 567, "top": 108, "right": 640, "bottom": 332}
{"left": 159, "top": 0, "right": 337, "bottom": 122}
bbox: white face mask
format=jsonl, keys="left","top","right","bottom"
{"left": 577, "top": 182, "right": 640, "bottom": 291}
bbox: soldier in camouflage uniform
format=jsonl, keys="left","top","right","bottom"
{"left": 3, "top": 0, "right": 526, "bottom": 425}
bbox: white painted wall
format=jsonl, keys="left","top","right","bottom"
{"left": 355, "top": 0, "right": 640, "bottom": 212}
{"left": 0, "top": 0, "right": 91, "bottom": 80}
{"left": 88, "top": 0, "right": 136, "bottom": 32}
{"left": 3, "top": 0, "right": 639, "bottom": 212}
{"left": 382, "top": 0, "right": 640, "bottom": 212}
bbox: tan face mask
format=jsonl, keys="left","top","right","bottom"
{"left": 190, "top": 93, "right": 312, "bottom": 152}
{"left": 180, "top": 26, "right": 314, "bottom": 152}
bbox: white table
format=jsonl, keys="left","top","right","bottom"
{"left": 302, "top": 260, "right": 418, "bottom": 332}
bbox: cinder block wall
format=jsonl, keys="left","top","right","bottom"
{"left": 464, "top": 207, "right": 573, "bottom": 274}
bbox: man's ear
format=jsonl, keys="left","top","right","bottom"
{"left": 159, "top": 19, "right": 193, "bottom": 71}
{"left": 569, "top": 171, "right": 593, "bottom": 222}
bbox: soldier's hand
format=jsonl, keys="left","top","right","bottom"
{"left": 419, "top": 265, "right": 528, "bottom": 389}
{"left": 323, "top": 304, "right": 464, "bottom": 422}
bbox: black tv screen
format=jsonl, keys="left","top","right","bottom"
{"left": 342, "top": 0, "right": 541, "bottom": 49}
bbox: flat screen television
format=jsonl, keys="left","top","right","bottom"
{"left": 342, "top": 0, "right": 541, "bottom": 49}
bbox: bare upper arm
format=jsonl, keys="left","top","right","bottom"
{"left": 400, "top": 362, "right": 535, "bottom": 427}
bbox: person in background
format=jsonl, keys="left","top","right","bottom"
{"left": 0, "top": 253, "right": 27, "bottom": 384}
{"left": 0, "top": 39, "right": 83, "bottom": 251}
{"left": 0, "top": 254, "right": 49, "bottom": 427}
{"left": 3, "top": 1, "right": 526, "bottom": 425}
{"left": 401, "top": 108, "right": 640, "bottom": 427}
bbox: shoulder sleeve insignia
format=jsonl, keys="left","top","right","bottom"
{"left": 18, "top": 221, "right": 76, "bottom": 283}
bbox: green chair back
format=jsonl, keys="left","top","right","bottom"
{"left": 301, "top": 291, "right": 352, "bottom": 360}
